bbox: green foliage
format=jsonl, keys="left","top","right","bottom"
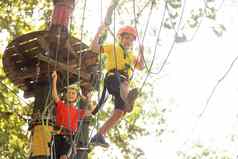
{"left": 0, "top": 0, "right": 51, "bottom": 38}
{"left": 0, "top": 56, "right": 32, "bottom": 158}
{"left": 168, "top": 0, "right": 182, "bottom": 9}
{"left": 212, "top": 24, "right": 226, "bottom": 37}
{"left": 108, "top": 107, "right": 147, "bottom": 159}
{"left": 187, "top": 8, "right": 203, "bottom": 28}
{"left": 177, "top": 144, "right": 232, "bottom": 159}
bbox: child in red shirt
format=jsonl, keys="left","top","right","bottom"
{"left": 52, "top": 71, "right": 90, "bottom": 159}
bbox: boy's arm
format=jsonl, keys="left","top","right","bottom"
{"left": 80, "top": 93, "right": 96, "bottom": 117}
{"left": 134, "top": 45, "right": 145, "bottom": 70}
{"left": 85, "top": 101, "right": 96, "bottom": 117}
{"left": 52, "top": 71, "right": 60, "bottom": 103}
{"left": 90, "top": 0, "right": 119, "bottom": 53}
{"left": 90, "top": 24, "right": 107, "bottom": 53}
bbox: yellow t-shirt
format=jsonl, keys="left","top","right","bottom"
{"left": 102, "top": 43, "right": 136, "bottom": 78}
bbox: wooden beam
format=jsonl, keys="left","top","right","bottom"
{"left": 35, "top": 54, "right": 91, "bottom": 81}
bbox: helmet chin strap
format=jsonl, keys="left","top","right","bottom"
{"left": 119, "top": 42, "right": 132, "bottom": 51}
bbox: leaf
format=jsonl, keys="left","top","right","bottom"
{"left": 212, "top": 24, "right": 226, "bottom": 37}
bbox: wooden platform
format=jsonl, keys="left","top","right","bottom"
{"left": 3, "top": 31, "right": 99, "bottom": 98}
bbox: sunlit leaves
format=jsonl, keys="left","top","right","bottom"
{"left": 212, "top": 24, "right": 226, "bottom": 37}
{"left": 205, "top": 6, "right": 216, "bottom": 19}
{"left": 0, "top": 50, "right": 30, "bottom": 158}
{"left": 177, "top": 144, "right": 232, "bottom": 159}
{"left": 187, "top": 8, "right": 203, "bottom": 28}
{"left": 167, "top": 0, "right": 181, "bottom": 9}
{"left": 0, "top": 0, "right": 51, "bottom": 38}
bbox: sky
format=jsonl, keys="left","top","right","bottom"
{"left": 1, "top": 0, "right": 238, "bottom": 158}
{"left": 142, "top": 0, "right": 238, "bottom": 158}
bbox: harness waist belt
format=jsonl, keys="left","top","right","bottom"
{"left": 107, "top": 69, "right": 128, "bottom": 80}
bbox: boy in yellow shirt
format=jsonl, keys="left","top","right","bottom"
{"left": 90, "top": 24, "right": 144, "bottom": 147}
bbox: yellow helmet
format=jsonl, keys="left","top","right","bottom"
{"left": 66, "top": 84, "right": 81, "bottom": 95}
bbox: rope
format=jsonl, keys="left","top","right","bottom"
{"left": 0, "top": 80, "right": 31, "bottom": 122}
{"left": 65, "top": 1, "right": 79, "bottom": 157}
{"left": 77, "top": 0, "right": 87, "bottom": 85}
{"left": 176, "top": 0, "right": 216, "bottom": 151}
{"left": 197, "top": 0, "right": 233, "bottom": 123}
{"left": 131, "top": 0, "right": 155, "bottom": 77}
{"left": 41, "top": 72, "right": 53, "bottom": 126}
{"left": 137, "top": 0, "right": 186, "bottom": 95}
{"left": 54, "top": 27, "right": 62, "bottom": 70}
{"left": 66, "top": 0, "right": 91, "bottom": 157}
{"left": 112, "top": 6, "right": 118, "bottom": 71}
{"left": 40, "top": 16, "right": 64, "bottom": 134}
{"left": 137, "top": 0, "right": 168, "bottom": 92}
{"left": 84, "top": 0, "right": 107, "bottom": 149}
{"left": 0, "top": 80, "right": 32, "bottom": 107}
{"left": 133, "top": 0, "right": 151, "bottom": 21}
{"left": 39, "top": 1, "right": 77, "bottom": 158}
{"left": 96, "top": 0, "right": 103, "bottom": 131}
{"left": 153, "top": 0, "right": 186, "bottom": 74}
{"left": 40, "top": 24, "right": 65, "bottom": 159}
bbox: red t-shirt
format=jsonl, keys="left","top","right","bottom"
{"left": 55, "top": 100, "right": 79, "bottom": 133}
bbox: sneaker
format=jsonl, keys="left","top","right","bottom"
{"left": 90, "top": 133, "right": 109, "bottom": 148}
{"left": 125, "top": 88, "right": 139, "bottom": 113}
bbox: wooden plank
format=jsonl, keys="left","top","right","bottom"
{"left": 22, "top": 47, "right": 44, "bottom": 57}
{"left": 4, "top": 45, "right": 18, "bottom": 55}
{"left": 35, "top": 54, "right": 91, "bottom": 81}
{"left": 18, "top": 39, "right": 42, "bottom": 52}
{"left": 69, "top": 37, "right": 88, "bottom": 49}
{"left": 14, "top": 31, "right": 46, "bottom": 44}
{"left": 2, "top": 30, "right": 98, "bottom": 98}
{"left": 72, "top": 43, "right": 89, "bottom": 52}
